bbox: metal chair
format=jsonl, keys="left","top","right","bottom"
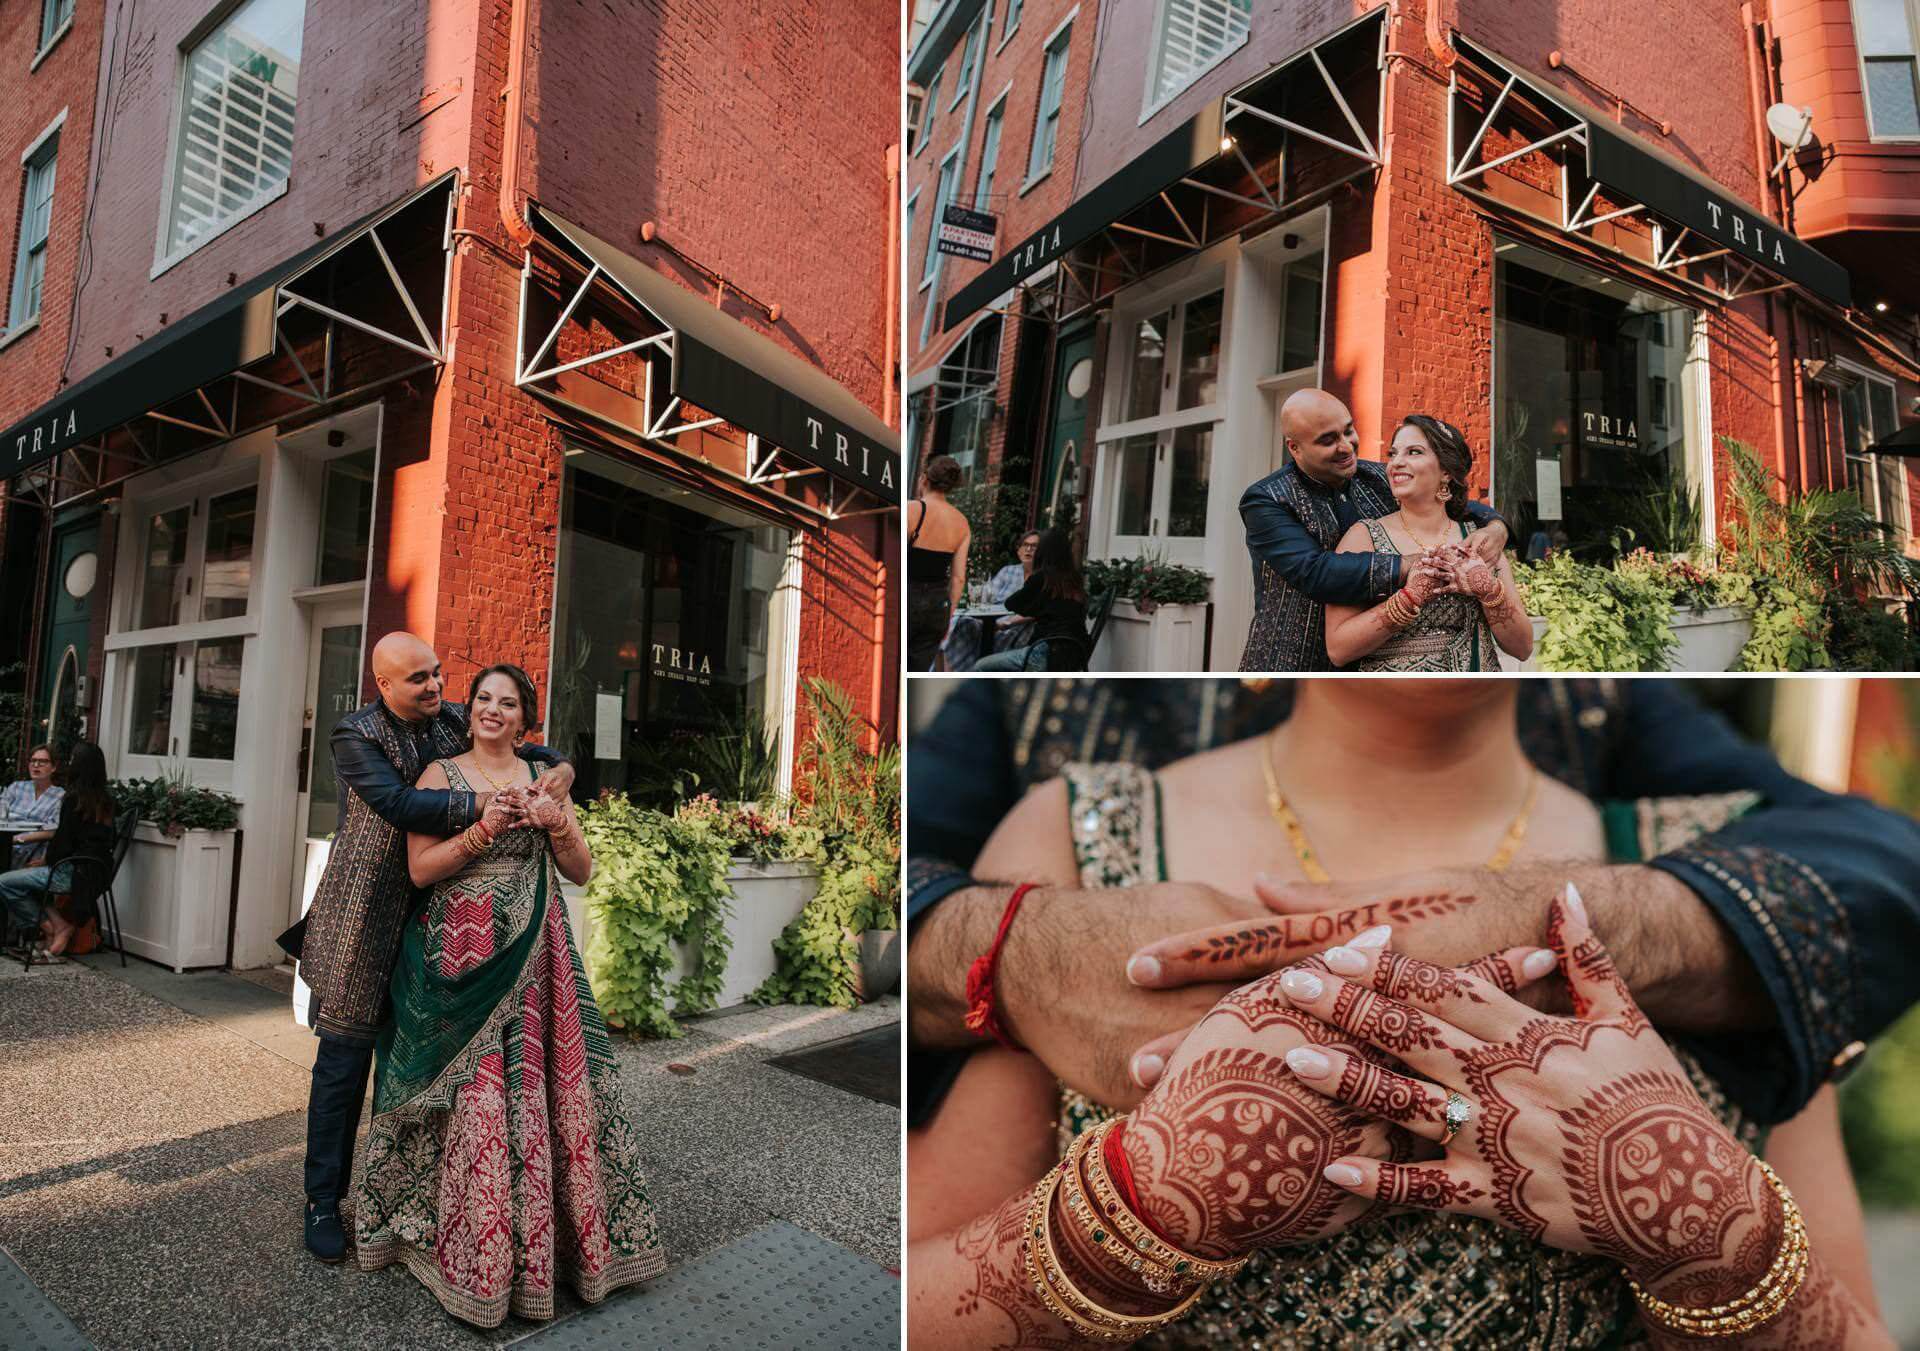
{"left": 13, "top": 809, "right": 136, "bottom": 971}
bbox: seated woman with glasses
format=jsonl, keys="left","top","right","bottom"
{"left": 0, "top": 741, "right": 116, "bottom": 957}
{"left": 975, "top": 529, "right": 1089, "bottom": 672}
{"left": 1, "top": 744, "right": 64, "bottom": 867}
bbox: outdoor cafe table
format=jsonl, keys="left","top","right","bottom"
{"left": 0, "top": 818, "right": 43, "bottom": 863}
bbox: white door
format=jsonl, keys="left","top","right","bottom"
{"left": 289, "top": 601, "right": 362, "bottom": 1017}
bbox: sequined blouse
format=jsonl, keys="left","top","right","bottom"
{"left": 1350, "top": 519, "right": 1499, "bottom": 674}
{"left": 1055, "top": 761, "right": 1762, "bottom": 1349}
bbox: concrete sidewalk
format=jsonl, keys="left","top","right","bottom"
{"left": 0, "top": 954, "right": 899, "bottom": 1350}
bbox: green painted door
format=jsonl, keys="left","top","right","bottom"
{"left": 39, "top": 517, "right": 100, "bottom": 754}
{"left": 1039, "top": 326, "right": 1096, "bottom": 530}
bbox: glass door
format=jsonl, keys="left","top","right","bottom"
{"left": 290, "top": 602, "right": 362, "bottom": 930}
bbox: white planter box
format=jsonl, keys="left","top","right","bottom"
{"left": 1093, "top": 599, "right": 1212, "bottom": 672}
{"left": 1503, "top": 605, "right": 1754, "bottom": 672}
{"left": 114, "top": 825, "right": 237, "bottom": 972}
{"left": 563, "top": 858, "right": 821, "bottom": 1013}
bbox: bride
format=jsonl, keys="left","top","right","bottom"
{"left": 906, "top": 679, "right": 1887, "bottom": 1346}
{"left": 352, "top": 664, "right": 665, "bottom": 1326}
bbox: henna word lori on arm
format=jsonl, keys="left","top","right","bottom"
{"left": 1176, "top": 892, "right": 1473, "bottom": 967}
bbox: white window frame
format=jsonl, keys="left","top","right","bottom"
{"left": 5, "top": 109, "right": 65, "bottom": 342}
{"left": 914, "top": 69, "right": 944, "bottom": 156}
{"left": 997, "top": 0, "right": 1024, "bottom": 51}
{"left": 105, "top": 458, "right": 264, "bottom": 789}
{"left": 1851, "top": 0, "right": 1920, "bottom": 142}
{"left": 33, "top": 0, "right": 76, "bottom": 69}
{"left": 1837, "top": 358, "right": 1913, "bottom": 540}
{"left": 923, "top": 142, "right": 963, "bottom": 289}
{"left": 904, "top": 186, "right": 922, "bottom": 296}
{"left": 951, "top": 16, "right": 984, "bottom": 110}
{"left": 151, "top": 0, "right": 307, "bottom": 279}
{"left": 1140, "top": 0, "right": 1253, "bottom": 126}
{"left": 974, "top": 85, "right": 1011, "bottom": 210}
{"left": 1091, "top": 270, "right": 1227, "bottom": 565}
{"left": 1022, "top": 9, "right": 1078, "bottom": 193}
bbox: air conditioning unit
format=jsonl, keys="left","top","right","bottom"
{"left": 1800, "top": 358, "right": 1861, "bottom": 390}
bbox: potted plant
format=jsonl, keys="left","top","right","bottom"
{"left": 1083, "top": 550, "right": 1214, "bottom": 671}
{"left": 109, "top": 767, "right": 242, "bottom": 971}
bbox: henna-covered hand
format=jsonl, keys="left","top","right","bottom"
{"left": 1121, "top": 929, "right": 1551, "bottom": 1260}
{"left": 1280, "top": 885, "right": 1889, "bottom": 1345}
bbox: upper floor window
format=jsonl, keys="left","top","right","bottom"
{"left": 952, "top": 17, "right": 984, "bottom": 108}
{"left": 924, "top": 146, "right": 962, "bottom": 285}
{"left": 914, "top": 69, "right": 944, "bottom": 155}
{"left": 39, "top": 0, "right": 77, "bottom": 54}
{"left": 162, "top": 0, "right": 305, "bottom": 260}
{"left": 1026, "top": 20, "right": 1073, "bottom": 184}
{"left": 9, "top": 134, "right": 58, "bottom": 332}
{"left": 1002, "top": 0, "right": 1024, "bottom": 43}
{"left": 1857, "top": 0, "right": 1920, "bottom": 137}
{"left": 1147, "top": 0, "right": 1252, "bottom": 113}
{"left": 975, "top": 95, "right": 1007, "bottom": 209}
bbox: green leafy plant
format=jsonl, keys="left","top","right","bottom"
{"left": 0, "top": 663, "right": 28, "bottom": 772}
{"left": 753, "top": 679, "right": 901, "bottom": 1009}
{"left": 111, "top": 766, "right": 241, "bottom": 836}
{"left": 688, "top": 706, "right": 783, "bottom": 806}
{"left": 1082, "top": 549, "right": 1212, "bottom": 608}
{"left": 1513, "top": 551, "right": 1677, "bottom": 671}
{"left": 575, "top": 791, "right": 738, "bottom": 1039}
{"left": 950, "top": 480, "right": 1033, "bottom": 585}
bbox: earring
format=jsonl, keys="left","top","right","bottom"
{"left": 1437, "top": 484, "right": 1451, "bottom": 502}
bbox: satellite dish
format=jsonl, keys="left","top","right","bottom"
{"left": 1766, "top": 102, "right": 1813, "bottom": 150}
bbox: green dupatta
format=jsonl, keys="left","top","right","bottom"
{"left": 373, "top": 861, "right": 548, "bottom": 1117}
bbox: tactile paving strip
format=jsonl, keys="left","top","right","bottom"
{"left": 508, "top": 1221, "right": 898, "bottom": 1350}
{"left": 0, "top": 1244, "right": 92, "bottom": 1350}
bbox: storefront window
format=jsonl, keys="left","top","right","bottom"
{"left": 199, "top": 488, "right": 256, "bottom": 620}
{"left": 1841, "top": 371, "right": 1910, "bottom": 539}
{"left": 138, "top": 507, "right": 190, "bottom": 628}
{"left": 549, "top": 455, "right": 794, "bottom": 809}
{"left": 190, "top": 639, "right": 244, "bottom": 759}
{"left": 1177, "top": 292, "right": 1223, "bottom": 409}
{"left": 1112, "top": 435, "right": 1157, "bottom": 536}
{"left": 932, "top": 316, "right": 1001, "bottom": 478}
{"left": 126, "top": 645, "right": 176, "bottom": 757}
{"left": 1494, "top": 243, "right": 1701, "bottom": 562}
{"left": 316, "top": 449, "right": 376, "bottom": 585}
{"left": 1168, "top": 424, "right": 1212, "bottom": 535}
{"left": 1125, "top": 313, "right": 1168, "bottom": 422}
{"left": 1279, "top": 251, "right": 1323, "bottom": 373}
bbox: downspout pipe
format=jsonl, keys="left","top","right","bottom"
{"left": 1741, "top": 2, "right": 1794, "bottom": 493}
{"left": 500, "top": 0, "right": 536, "bottom": 248}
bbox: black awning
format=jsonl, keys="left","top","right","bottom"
{"left": 1872, "top": 421, "right": 1920, "bottom": 457}
{"left": 943, "top": 6, "right": 1387, "bottom": 332}
{"left": 4, "top": 175, "right": 455, "bottom": 485}
{"left": 1453, "top": 36, "right": 1851, "bottom": 309}
{"left": 533, "top": 209, "right": 899, "bottom": 500}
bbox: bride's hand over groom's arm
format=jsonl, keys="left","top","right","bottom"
{"left": 1280, "top": 886, "right": 1892, "bottom": 1348}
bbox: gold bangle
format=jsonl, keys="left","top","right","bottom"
{"left": 1021, "top": 1163, "right": 1206, "bottom": 1341}
{"left": 1080, "top": 1119, "right": 1249, "bottom": 1285}
{"left": 1058, "top": 1127, "right": 1181, "bottom": 1294}
{"left": 1628, "top": 1160, "right": 1810, "bottom": 1338}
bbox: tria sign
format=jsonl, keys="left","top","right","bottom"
{"left": 651, "top": 645, "right": 714, "bottom": 685}
{"left": 10, "top": 409, "right": 81, "bottom": 470}
{"left": 1581, "top": 410, "right": 1639, "bottom": 449}
{"left": 800, "top": 416, "right": 896, "bottom": 493}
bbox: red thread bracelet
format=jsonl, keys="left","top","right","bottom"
{"left": 963, "top": 883, "right": 1037, "bottom": 1049}
{"left": 1105, "top": 1118, "right": 1175, "bottom": 1244}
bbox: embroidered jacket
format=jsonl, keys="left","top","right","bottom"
{"left": 299, "top": 699, "right": 563, "bottom": 1042}
{"left": 1237, "top": 460, "right": 1502, "bottom": 671}
{"left": 906, "top": 679, "right": 1920, "bottom": 1126}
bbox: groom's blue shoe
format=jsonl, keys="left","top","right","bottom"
{"left": 305, "top": 1201, "right": 346, "bottom": 1262}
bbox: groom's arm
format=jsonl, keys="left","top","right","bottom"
{"left": 331, "top": 719, "right": 480, "bottom": 837}
{"left": 1608, "top": 682, "right": 1920, "bottom": 1123}
{"left": 1240, "top": 481, "right": 1402, "bottom": 606}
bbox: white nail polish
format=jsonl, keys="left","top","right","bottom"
{"left": 1324, "top": 1163, "right": 1364, "bottom": 1187}
{"left": 1280, "top": 968, "right": 1324, "bottom": 1002}
{"left": 1564, "top": 881, "right": 1587, "bottom": 924}
{"left": 1127, "top": 955, "right": 1162, "bottom": 986}
{"left": 1324, "top": 946, "right": 1367, "bottom": 975}
{"left": 1521, "top": 948, "right": 1558, "bottom": 980}
{"left": 1351, "top": 924, "right": 1392, "bottom": 949}
{"left": 1132, "top": 1053, "right": 1165, "bottom": 1085}
{"left": 1285, "top": 1046, "right": 1331, "bottom": 1078}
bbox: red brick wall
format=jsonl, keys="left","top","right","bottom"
{"left": 0, "top": 0, "right": 104, "bottom": 430}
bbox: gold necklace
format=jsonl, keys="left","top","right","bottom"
{"left": 466, "top": 755, "right": 527, "bottom": 793}
{"left": 1399, "top": 511, "right": 1457, "bottom": 553}
{"left": 1260, "top": 732, "right": 1539, "bottom": 882}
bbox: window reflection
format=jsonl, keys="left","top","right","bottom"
{"left": 138, "top": 508, "right": 191, "bottom": 629}
{"left": 190, "top": 639, "right": 244, "bottom": 760}
{"left": 200, "top": 488, "right": 256, "bottom": 620}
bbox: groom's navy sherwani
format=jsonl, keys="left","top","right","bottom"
{"left": 1237, "top": 460, "right": 1502, "bottom": 671}
{"left": 906, "top": 679, "right": 1920, "bottom": 1130}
